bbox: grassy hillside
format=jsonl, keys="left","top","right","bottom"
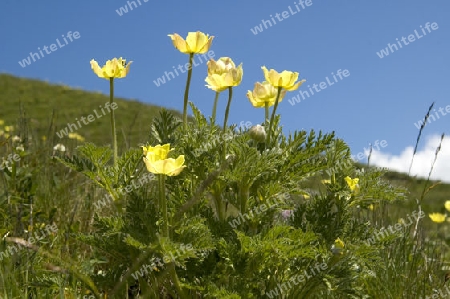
{"left": 0, "top": 73, "right": 182, "bottom": 148}
{"left": 1, "top": 73, "right": 449, "bottom": 219}
{"left": 1, "top": 74, "right": 449, "bottom": 298}
{"left": 1, "top": 73, "right": 449, "bottom": 220}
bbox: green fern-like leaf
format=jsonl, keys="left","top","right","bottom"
{"left": 150, "top": 108, "right": 182, "bottom": 145}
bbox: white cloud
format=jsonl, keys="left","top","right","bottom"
{"left": 367, "top": 134, "right": 450, "bottom": 183}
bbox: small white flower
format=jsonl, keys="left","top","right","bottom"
{"left": 367, "top": 270, "right": 376, "bottom": 277}
{"left": 12, "top": 136, "right": 21, "bottom": 143}
{"left": 53, "top": 143, "right": 66, "bottom": 152}
{"left": 15, "top": 145, "right": 24, "bottom": 152}
{"left": 351, "top": 263, "right": 360, "bottom": 271}
{"left": 0, "top": 159, "right": 12, "bottom": 172}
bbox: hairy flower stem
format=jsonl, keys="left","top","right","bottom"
{"left": 211, "top": 91, "right": 220, "bottom": 125}
{"left": 240, "top": 185, "right": 250, "bottom": 215}
{"left": 222, "top": 87, "right": 233, "bottom": 159}
{"left": 110, "top": 78, "right": 118, "bottom": 167}
{"left": 169, "top": 263, "right": 185, "bottom": 298}
{"left": 223, "top": 87, "right": 233, "bottom": 130}
{"left": 212, "top": 185, "right": 225, "bottom": 221}
{"left": 158, "top": 174, "right": 185, "bottom": 296}
{"left": 183, "top": 53, "right": 194, "bottom": 131}
{"left": 158, "top": 174, "right": 169, "bottom": 237}
{"left": 267, "top": 87, "right": 282, "bottom": 145}
{"left": 265, "top": 102, "right": 269, "bottom": 124}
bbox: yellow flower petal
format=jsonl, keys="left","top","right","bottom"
{"left": 90, "top": 59, "right": 103, "bottom": 77}
{"left": 246, "top": 90, "right": 264, "bottom": 108}
{"left": 168, "top": 31, "right": 214, "bottom": 54}
{"left": 68, "top": 132, "right": 85, "bottom": 142}
{"left": 167, "top": 33, "right": 189, "bottom": 53}
{"left": 207, "top": 57, "right": 236, "bottom": 76}
{"left": 205, "top": 65, "right": 243, "bottom": 92}
{"left": 331, "top": 238, "right": 345, "bottom": 255}
{"left": 185, "top": 31, "right": 208, "bottom": 53}
{"left": 205, "top": 74, "right": 229, "bottom": 92}
{"left": 205, "top": 62, "right": 243, "bottom": 92}
{"left": 144, "top": 156, "right": 186, "bottom": 176}
{"left": 143, "top": 144, "right": 172, "bottom": 161}
{"left": 261, "top": 66, "right": 305, "bottom": 91}
{"left": 429, "top": 213, "right": 446, "bottom": 223}
{"left": 445, "top": 200, "right": 450, "bottom": 212}
{"left": 344, "top": 176, "right": 359, "bottom": 194}
{"left": 90, "top": 57, "right": 132, "bottom": 79}
{"left": 246, "top": 81, "right": 286, "bottom": 108}
{"left": 142, "top": 144, "right": 185, "bottom": 176}
{"left": 334, "top": 238, "right": 345, "bottom": 249}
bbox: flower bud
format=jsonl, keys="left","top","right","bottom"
{"left": 248, "top": 125, "right": 266, "bottom": 143}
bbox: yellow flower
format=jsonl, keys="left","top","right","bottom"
{"left": 429, "top": 213, "right": 446, "bottom": 223}
{"left": 168, "top": 31, "right": 214, "bottom": 54}
{"left": 4, "top": 126, "right": 14, "bottom": 132}
{"left": 246, "top": 81, "right": 287, "bottom": 108}
{"left": 445, "top": 200, "right": 450, "bottom": 212}
{"left": 334, "top": 238, "right": 345, "bottom": 249}
{"left": 0, "top": 120, "right": 4, "bottom": 126}
{"left": 331, "top": 238, "right": 345, "bottom": 255}
{"left": 68, "top": 132, "right": 85, "bottom": 142}
{"left": 207, "top": 57, "right": 236, "bottom": 76}
{"left": 321, "top": 179, "right": 331, "bottom": 185}
{"left": 143, "top": 144, "right": 186, "bottom": 176}
{"left": 261, "top": 66, "right": 305, "bottom": 91}
{"left": 90, "top": 57, "right": 132, "bottom": 79}
{"left": 142, "top": 144, "right": 172, "bottom": 160}
{"left": 205, "top": 59, "right": 243, "bottom": 92}
{"left": 344, "top": 176, "right": 360, "bottom": 194}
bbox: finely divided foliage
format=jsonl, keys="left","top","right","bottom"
{"left": 0, "top": 29, "right": 447, "bottom": 299}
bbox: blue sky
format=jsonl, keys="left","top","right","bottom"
{"left": 1, "top": 0, "right": 450, "bottom": 181}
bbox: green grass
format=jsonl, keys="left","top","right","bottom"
{"left": 1, "top": 73, "right": 448, "bottom": 203}
{"left": 0, "top": 73, "right": 182, "bottom": 148}
{"left": 1, "top": 73, "right": 450, "bottom": 298}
